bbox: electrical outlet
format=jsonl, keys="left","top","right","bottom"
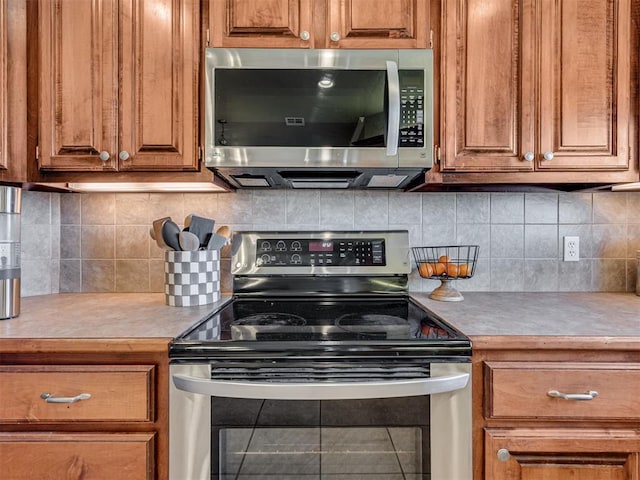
{"left": 563, "top": 236, "right": 580, "bottom": 262}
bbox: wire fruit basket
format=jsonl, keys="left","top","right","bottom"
{"left": 411, "top": 245, "right": 479, "bottom": 302}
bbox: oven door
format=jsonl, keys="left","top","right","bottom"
{"left": 169, "top": 363, "right": 471, "bottom": 480}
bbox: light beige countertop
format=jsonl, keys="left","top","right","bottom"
{"left": 0, "top": 293, "right": 228, "bottom": 348}
{"left": 1, "top": 292, "right": 638, "bottom": 352}
{"left": 412, "top": 292, "right": 640, "bottom": 350}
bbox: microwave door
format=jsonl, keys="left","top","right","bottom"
{"left": 386, "top": 60, "right": 400, "bottom": 157}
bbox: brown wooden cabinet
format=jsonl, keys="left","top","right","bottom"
{"left": 473, "top": 343, "right": 640, "bottom": 480}
{"left": 0, "top": 341, "right": 171, "bottom": 480}
{"left": 0, "top": 0, "right": 26, "bottom": 183}
{"left": 439, "top": 0, "right": 638, "bottom": 184}
{"left": 209, "top": 0, "right": 429, "bottom": 49}
{"left": 37, "top": 0, "right": 200, "bottom": 173}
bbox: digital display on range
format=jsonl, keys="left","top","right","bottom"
{"left": 309, "top": 241, "right": 333, "bottom": 252}
{"left": 256, "top": 238, "right": 386, "bottom": 267}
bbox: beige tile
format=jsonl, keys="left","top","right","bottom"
{"left": 60, "top": 225, "right": 81, "bottom": 259}
{"left": 116, "top": 225, "right": 150, "bottom": 259}
{"left": 60, "top": 193, "right": 81, "bottom": 225}
{"left": 60, "top": 259, "right": 81, "bottom": 293}
{"left": 82, "top": 225, "right": 115, "bottom": 259}
{"left": 149, "top": 193, "right": 185, "bottom": 226}
{"left": 82, "top": 260, "right": 115, "bottom": 292}
{"left": 115, "top": 193, "right": 150, "bottom": 225}
{"left": 593, "top": 192, "right": 627, "bottom": 224}
{"left": 184, "top": 193, "right": 220, "bottom": 220}
{"left": 81, "top": 193, "right": 116, "bottom": 225}
{"left": 116, "top": 259, "right": 150, "bottom": 292}
{"left": 150, "top": 259, "right": 165, "bottom": 292}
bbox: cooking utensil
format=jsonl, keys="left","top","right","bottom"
{"left": 152, "top": 217, "right": 171, "bottom": 250}
{"left": 215, "top": 225, "right": 231, "bottom": 242}
{"left": 184, "top": 213, "right": 193, "bottom": 230}
{"left": 178, "top": 231, "right": 200, "bottom": 251}
{"left": 188, "top": 215, "right": 216, "bottom": 247}
{"left": 206, "top": 233, "right": 228, "bottom": 251}
{"left": 231, "top": 234, "right": 242, "bottom": 256}
{"left": 161, "top": 219, "right": 182, "bottom": 251}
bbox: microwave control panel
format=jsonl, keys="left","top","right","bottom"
{"left": 399, "top": 85, "right": 424, "bottom": 147}
{"left": 256, "top": 238, "right": 386, "bottom": 267}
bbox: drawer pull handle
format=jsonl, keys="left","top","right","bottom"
{"left": 547, "top": 390, "right": 598, "bottom": 401}
{"left": 40, "top": 392, "right": 92, "bottom": 404}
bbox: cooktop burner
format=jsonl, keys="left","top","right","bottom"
{"left": 233, "top": 313, "right": 307, "bottom": 327}
{"left": 173, "top": 296, "right": 469, "bottom": 348}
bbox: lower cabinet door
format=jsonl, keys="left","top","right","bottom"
{"left": 485, "top": 428, "right": 640, "bottom": 480}
{"left": 0, "top": 432, "right": 155, "bottom": 479}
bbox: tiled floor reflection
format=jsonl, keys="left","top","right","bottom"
{"left": 219, "top": 427, "right": 422, "bottom": 479}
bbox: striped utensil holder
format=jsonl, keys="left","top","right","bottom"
{"left": 164, "top": 249, "right": 220, "bottom": 307}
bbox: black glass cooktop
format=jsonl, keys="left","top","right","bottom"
{"left": 170, "top": 296, "right": 471, "bottom": 360}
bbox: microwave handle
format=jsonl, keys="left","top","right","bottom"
{"left": 172, "top": 372, "right": 469, "bottom": 401}
{"left": 386, "top": 60, "right": 400, "bottom": 156}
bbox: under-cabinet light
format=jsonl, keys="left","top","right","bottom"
{"left": 67, "top": 182, "right": 228, "bottom": 193}
{"left": 611, "top": 182, "right": 640, "bottom": 192}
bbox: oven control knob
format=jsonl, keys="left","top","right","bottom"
{"left": 260, "top": 254, "right": 271, "bottom": 265}
{"left": 291, "top": 241, "right": 302, "bottom": 251}
{"left": 291, "top": 254, "right": 302, "bottom": 264}
{"left": 260, "top": 241, "right": 272, "bottom": 251}
{"left": 276, "top": 240, "right": 286, "bottom": 251}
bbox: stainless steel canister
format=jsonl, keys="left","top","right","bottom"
{"left": 0, "top": 186, "right": 21, "bottom": 319}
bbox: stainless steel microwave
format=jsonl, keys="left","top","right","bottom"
{"left": 204, "top": 48, "right": 433, "bottom": 190}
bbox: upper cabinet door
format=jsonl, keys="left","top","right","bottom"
{"left": 209, "top": 0, "right": 429, "bottom": 49}
{"left": 38, "top": 0, "right": 199, "bottom": 172}
{"left": 537, "top": 0, "right": 630, "bottom": 171}
{"left": 441, "top": 0, "right": 535, "bottom": 172}
{"left": 440, "top": 0, "right": 633, "bottom": 177}
{"left": 119, "top": 0, "right": 199, "bottom": 171}
{"left": 327, "top": 0, "right": 428, "bottom": 49}
{"left": 38, "top": 0, "right": 118, "bottom": 171}
{"left": 210, "top": 0, "right": 314, "bottom": 48}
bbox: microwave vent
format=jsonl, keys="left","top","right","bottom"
{"left": 367, "top": 175, "right": 408, "bottom": 188}
{"left": 285, "top": 117, "right": 305, "bottom": 127}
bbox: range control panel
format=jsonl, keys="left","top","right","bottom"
{"left": 256, "top": 238, "right": 386, "bottom": 267}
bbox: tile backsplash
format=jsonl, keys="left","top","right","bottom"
{"left": 19, "top": 190, "right": 640, "bottom": 296}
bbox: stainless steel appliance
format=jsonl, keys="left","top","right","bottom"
{"left": 204, "top": 49, "right": 433, "bottom": 190}
{"left": 0, "top": 186, "right": 21, "bottom": 319}
{"left": 169, "top": 231, "right": 472, "bottom": 480}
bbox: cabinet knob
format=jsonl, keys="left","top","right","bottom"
{"left": 99, "top": 151, "right": 110, "bottom": 162}
{"left": 523, "top": 152, "right": 534, "bottom": 162}
{"left": 496, "top": 448, "right": 510, "bottom": 462}
{"left": 300, "top": 31, "right": 310, "bottom": 41}
{"left": 119, "top": 151, "right": 130, "bottom": 161}
{"left": 543, "top": 151, "right": 554, "bottom": 161}
{"left": 330, "top": 32, "right": 340, "bottom": 42}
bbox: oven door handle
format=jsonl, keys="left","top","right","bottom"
{"left": 172, "top": 372, "right": 469, "bottom": 400}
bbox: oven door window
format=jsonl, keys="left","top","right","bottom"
{"left": 213, "top": 397, "right": 429, "bottom": 479}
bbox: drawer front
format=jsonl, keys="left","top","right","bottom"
{"left": 485, "top": 362, "right": 640, "bottom": 420}
{"left": 0, "top": 365, "right": 155, "bottom": 422}
{"left": 0, "top": 432, "right": 154, "bottom": 479}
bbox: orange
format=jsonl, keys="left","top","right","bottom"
{"left": 446, "top": 263, "right": 459, "bottom": 277}
{"left": 458, "top": 263, "right": 470, "bottom": 277}
{"left": 434, "top": 262, "right": 446, "bottom": 276}
{"left": 438, "top": 255, "right": 451, "bottom": 263}
{"left": 418, "top": 262, "right": 434, "bottom": 278}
